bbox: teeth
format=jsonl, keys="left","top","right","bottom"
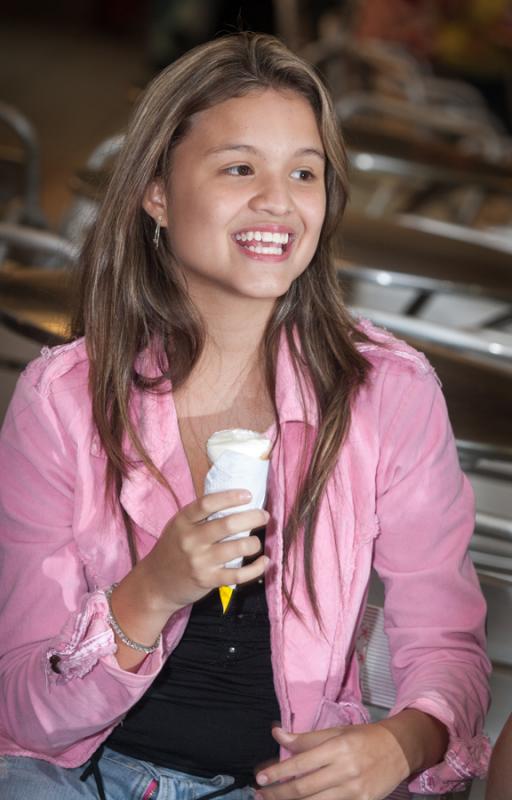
{"left": 235, "top": 231, "right": 291, "bottom": 244}
{"left": 247, "top": 245, "right": 283, "bottom": 255}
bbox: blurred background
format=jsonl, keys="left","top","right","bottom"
{"left": 1, "top": 3, "right": 511, "bottom": 798}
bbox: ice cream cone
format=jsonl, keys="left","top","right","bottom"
{"left": 204, "top": 429, "right": 271, "bottom": 613}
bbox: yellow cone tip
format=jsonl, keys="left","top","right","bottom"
{"left": 219, "top": 585, "right": 233, "bottom": 614}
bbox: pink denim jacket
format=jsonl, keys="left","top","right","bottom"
{"left": 0, "top": 321, "right": 490, "bottom": 794}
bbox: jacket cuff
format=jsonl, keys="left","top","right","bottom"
{"left": 44, "top": 590, "right": 163, "bottom": 682}
{"left": 390, "top": 696, "right": 491, "bottom": 793}
{"left": 409, "top": 733, "right": 491, "bottom": 794}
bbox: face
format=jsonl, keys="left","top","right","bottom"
{"left": 145, "top": 88, "right": 326, "bottom": 308}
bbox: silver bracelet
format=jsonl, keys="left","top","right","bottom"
{"left": 104, "top": 583, "right": 161, "bottom": 655}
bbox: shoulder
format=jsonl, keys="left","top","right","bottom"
{"left": 354, "top": 318, "right": 435, "bottom": 380}
{"left": 5, "top": 339, "right": 91, "bottom": 434}
{"left": 20, "top": 338, "right": 90, "bottom": 398}
{"left": 351, "top": 319, "right": 445, "bottom": 437}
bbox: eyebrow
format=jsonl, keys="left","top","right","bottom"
{"left": 205, "top": 143, "right": 325, "bottom": 161}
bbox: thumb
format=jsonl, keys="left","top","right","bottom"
{"left": 272, "top": 726, "right": 341, "bottom": 753}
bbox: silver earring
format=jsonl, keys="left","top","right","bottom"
{"left": 153, "top": 216, "right": 162, "bottom": 249}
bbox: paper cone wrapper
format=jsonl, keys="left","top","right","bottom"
{"left": 204, "top": 449, "right": 269, "bottom": 611}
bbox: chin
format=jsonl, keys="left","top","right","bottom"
{"left": 238, "top": 286, "right": 291, "bottom": 301}
{"left": 240, "top": 274, "right": 300, "bottom": 298}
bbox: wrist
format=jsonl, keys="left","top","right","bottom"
{"left": 135, "top": 552, "right": 184, "bottom": 617}
{"left": 107, "top": 562, "right": 181, "bottom": 671}
{"left": 105, "top": 583, "right": 161, "bottom": 654}
{"left": 379, "top": 709, "right": 448, "bottom": 774}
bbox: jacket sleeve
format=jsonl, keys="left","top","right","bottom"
{"left": 0, "top": 368, "right": 165, "bottom": 762}
{"left": 373, "top": 365, "right": 491, "bottom": 795}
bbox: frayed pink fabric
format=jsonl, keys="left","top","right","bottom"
{"left": 314, "top": 696, "right": 371, "bottom": 729}
{"left": 410, "top": 733, "right": 492, "bottom": 794}
{"left": 45, "top": 592, "right": 116, "bottom": 683}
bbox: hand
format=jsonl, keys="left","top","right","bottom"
{"left": 141, "top": 489, "right": 269, "bottom": 613}
{"left": 255, "top": 723, "right": 410, "bottom": 800}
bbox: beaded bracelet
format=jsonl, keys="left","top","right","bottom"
{"left": 104, "top": 583, "right": 162, "bottom": 655}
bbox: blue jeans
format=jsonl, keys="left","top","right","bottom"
{"left": 0, "top": 747, "right": 256, "bottom": 800}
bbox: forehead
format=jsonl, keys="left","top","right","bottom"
{"left": 178, "top": 88, "right": 323, "bottom": 153}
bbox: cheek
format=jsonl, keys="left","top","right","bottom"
{"left": 166, "top": 194, "right": 205, "bottom": 248}
{"left": 171, "top": 190, "right": 232, "bottom": 238}
{"left": 165, "top": 196, "right": 234, "bottom": 267}
{"left": 306, "top": 195, "right": 327, "bottom": 245}
{"left": 302, "top": 188, "right": 326, "bottom": 231}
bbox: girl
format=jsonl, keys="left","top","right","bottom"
{"left": 0, "top": 32, "right": 490, "bottom": 800}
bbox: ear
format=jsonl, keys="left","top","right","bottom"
{"left": 142, "top": 180, "right": 168, "bottom": 227}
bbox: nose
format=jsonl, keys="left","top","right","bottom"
{"left": 248, "top": 173, "right": 293, "bottom": 217}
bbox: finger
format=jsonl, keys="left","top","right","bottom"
{"left": 202, "top": 508, "right": 270, "bottom": 543}
{"left": 271, "top": 727, "right": 342, "bottom": 755}
{"left": 217, "top": 554, "right": 269, "bottom": 586}
{"left": 214, "top": 533, "right": 262, "bottom": 563}
{"left": 257, "top": 767, "right": 336, "bottom": 800}
{"left": 256, "top": 738, "right": 333, "bottom": 788}
{"left": 182, "top": 490, "right": 252, "bottom": 523}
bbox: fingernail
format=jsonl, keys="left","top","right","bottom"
{"left": 262, "top": 510, "right": 270, "bottom": 522}
{"left": 256, "top": 773, "right": 269, "bottom": 786}
{"left": 239, "top": 490, "right": 252, "bottom": 500}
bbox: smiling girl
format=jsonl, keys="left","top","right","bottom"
{"left": 0, "top": 32, "right": 490, "bottom": 800}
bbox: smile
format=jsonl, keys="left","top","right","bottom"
{"left": 233, "top": 229, "right": 294, "bottom": 257}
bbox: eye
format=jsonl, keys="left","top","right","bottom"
{"left": 291, "top": 168, "right": 315, "bottom": 181}
{"left": 224, "top": 164, "right": 253, "bottom": 177}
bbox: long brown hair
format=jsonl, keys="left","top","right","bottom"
{"left": 71, "top": 32, "right": 371, "bottom": 616}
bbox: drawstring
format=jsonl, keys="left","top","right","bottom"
{"left": 79, "top": 746, "right": 249, "bottom": 800}
{"left": 80, "top": 744, "right": 107, "bottom": 800}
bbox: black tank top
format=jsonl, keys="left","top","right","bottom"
{"left": 106, "top": 529, "right": 280, "bottom": 783}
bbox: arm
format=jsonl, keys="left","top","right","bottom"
{"left": 255, "top": 711, "right": 447, "bottom": 800}
{"left": 108, "top": 496, "right": 269, "bottom": 672}
{"left": 373, "top": 366, "right": 491, "bottom": 793}
{"left": 0, "top": 371, "right": 162, "bottom": 758}
{"left": 255, "top": 366, "right": 489, "bottom": 800}
{"left": 0, "top": 365, "right": 268, "bottom": 757}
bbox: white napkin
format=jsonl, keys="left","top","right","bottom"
{"left": 204, "top": 449, "right": 269, "bottom": 586}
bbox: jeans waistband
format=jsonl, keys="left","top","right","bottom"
{"left": 80, "top": 745, "right": 251, "bottom": 800}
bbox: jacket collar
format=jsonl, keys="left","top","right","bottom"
{"left": 114, "top": 330, "right": 319, "bottom": 538}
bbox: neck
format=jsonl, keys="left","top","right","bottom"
{"left": 193, "top": 291, "right": 275, "bottom": 366}
{"left": 173, "top": 291, "right": 276, "bottom": 415}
